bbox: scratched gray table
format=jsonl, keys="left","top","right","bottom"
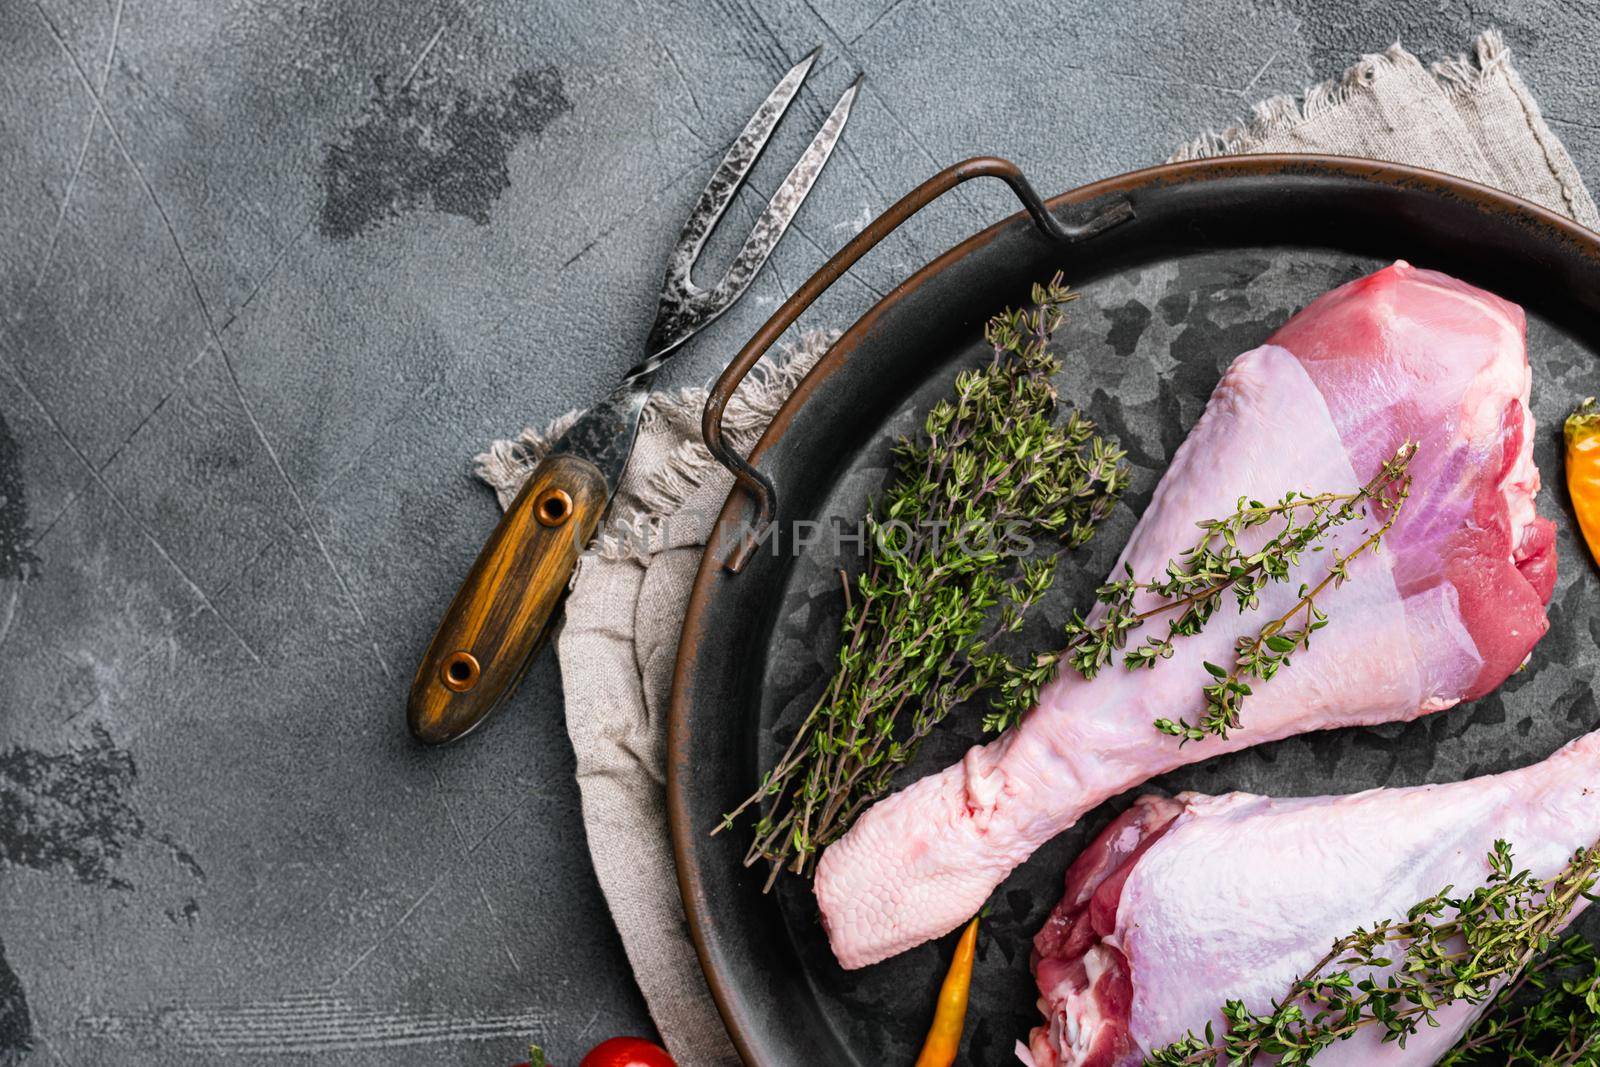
{"left": 3, "top": 2, "right": 1598, "bottom": 1065}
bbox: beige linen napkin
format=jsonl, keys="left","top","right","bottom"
{"left": 1169, "top": 31, "right": 1597, "bottom": 227}
{"left": 474, "top": 29, "right": 1596, "bottom": 1066}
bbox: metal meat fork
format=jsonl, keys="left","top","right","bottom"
{"left": 409, "top": 48, "right": 860, "bottom": 744}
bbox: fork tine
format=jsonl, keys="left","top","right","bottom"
{"left": 712, "top": 74, "right": 861, "bottom": 307}
{"left": 665, "top": 47, "right": 821, "bottom": 290}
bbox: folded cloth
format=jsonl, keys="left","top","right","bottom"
{"left": 475, "top": 342, "right": 834, "bottom": 1067}
{"left": 473, "top": 29, "right": 1596, "bottom": 1066}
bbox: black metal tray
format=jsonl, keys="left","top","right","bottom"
{"left": 668, "top": 155, "right": 1600, "bottom": 1066}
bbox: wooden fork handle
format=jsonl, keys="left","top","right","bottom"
{"left": 407, "top": 451, "right": 610, "bottom": 744}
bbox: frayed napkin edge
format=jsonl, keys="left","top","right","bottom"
{"left": 1170, "top": 29, "right": 1513, "bottom": 162}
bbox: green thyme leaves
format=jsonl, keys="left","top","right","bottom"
{"left": 714, "top": 276, "right": 1128, "bottom": 887}
{"left": 1014, "top": 442, "right": 1415, "bottom": 745}
{"left": 1440, "top": 931, "right": 1600, "bottom": 1065}
{"left": 1148, "top": 839, "right": 1600, "bottom": 1066}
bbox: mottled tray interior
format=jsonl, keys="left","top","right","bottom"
{"left": 754, "top": 249, "right": 1597, "bottom": 1064}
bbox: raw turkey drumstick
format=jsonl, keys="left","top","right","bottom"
{"left": 1025, "top": 730, "right": 1600, "bottom": 1066}
{"left": 814, "top": 262, "right": 1557, "bottom": 969}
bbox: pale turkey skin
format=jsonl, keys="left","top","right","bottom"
{"left": 1026, "top": 731, "right": 1600, "bottom": 1066}
{"left": 813, "top": 263, "right": 1554, "bottom": 971}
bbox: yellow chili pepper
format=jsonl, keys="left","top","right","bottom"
{"left": 914, "top": 916, "right": 979, "bottom": 1067}
{"left": 1567, "top": 398, "right": 1600, "bottom": 566}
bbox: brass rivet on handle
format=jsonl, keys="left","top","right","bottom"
{"left": 535, "top": 488, "right": 573, "bottom": 527}
{"left": 440, "top": 650, "right": 480, "bottom": 692}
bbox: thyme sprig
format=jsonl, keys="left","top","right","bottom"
{"left": 1441, "top": 932, "right": 1600, "bottom": 1065}
{"left": 715, "top": 276, "right": 1129, "bottom": 887}
{"left": 1156, "top": 446, "right": 1413, "bottom": 743}
{"left": 1147, "top": 839, "right": 1600, "bottom": 1066}
{"left": 1001, "top": 443, "right": 1415, "bottom": 742}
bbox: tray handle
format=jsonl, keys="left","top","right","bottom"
{"left": 701, "top": 155, "right": 1134, "bottom": 572}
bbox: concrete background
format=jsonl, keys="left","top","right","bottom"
{"left": 2, "top": 1, "right": 1597, "bottom": 1064}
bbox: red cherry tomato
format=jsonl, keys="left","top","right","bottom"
{"left": 579, "top": 1037, "right": 676, "bottom": 1067}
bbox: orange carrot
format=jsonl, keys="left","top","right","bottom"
{"left": 914, "top": 916, "right": 980, "bottom": 1067}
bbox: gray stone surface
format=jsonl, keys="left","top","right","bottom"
{"left": 0, "top": 1, "right": 1596, "bottom": 1064}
